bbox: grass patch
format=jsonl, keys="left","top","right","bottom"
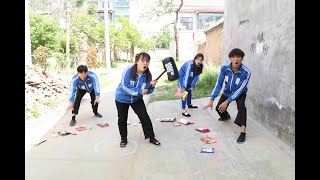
{"left": 25, "top": 96, "right": 68, "bottom": 119}
{"left": 25, "top": 101, "right": 41, "bottom": 118}
{"left": 148, "top": 62, "right": 220, "bottom": 103}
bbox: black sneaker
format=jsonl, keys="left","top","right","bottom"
{"left": 95, "top": 112, "right": 102, "bottom": 117}
{"left": 218, "top": 116, "right": 231, "bottom": 121}
{"left": 182, "top": 111, "right": 191, "bottom": 117}
{"left": 70, "top": 118, "right": 76, "bottom": 126}
{"left": 120, "top": 139, "right": 128, "bottom": 148}
{"left": 237, "top": 132, "right": 246, "bottom": 144}
{"left": 188, "top": 104, "right": 198, "bottom": 108}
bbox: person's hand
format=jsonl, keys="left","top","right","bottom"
{"left": 180, "top": 88, "right": 185, "bottom": 94}
{"left": 66, "top": 102, "right": 74, "bottom": 111}
{"left": 218, "top": 100, "right": 229, "bottom": 113}
{"left": 150, "top": 80, "right": 158, "bottom": 87}
{"left": 203, "top": 100, "right": 214, "bottom": 110}
{"left": 189, "top": 87, "right": 195, "bottom": 94}
{"left": 94, "top": 96, "right": 100, "bottom": 105}
{"left": 142, "top": 89, "right": 148, "bottom": 95}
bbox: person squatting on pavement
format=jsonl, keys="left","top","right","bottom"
{"left": 115, "top": 52, "right": 161, "bottom": 148}
{"left": 178, "top": 53, "right": 204, "bottom": 117}
{"left": 66, "top": 65, "right": 103, "bottom": 126}
{"left": 203, "top": 48, "right": 251, "bottom": 144}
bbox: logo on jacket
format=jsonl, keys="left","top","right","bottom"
{"left": 130, "top": 81, "right": 135, "bottom": 86}
{"left": 225, "top": 76, "right": 229, "bottom": 82}
{"left": 235, "top": 78, "right": 240, "bottom": 85}
{"left": 81, "top": 85, "right": 86, "bottom": 89}
{"left": 190, "top": 72, "right": 194, "bottom": 77}
{"left": 141, "top": 83, "right": 146, "bottom": 89}
{"left": 88, "top": 83, "right": 92, "bottom": 88}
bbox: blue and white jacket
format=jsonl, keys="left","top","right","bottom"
{"left": 69, "top": 71, "right": 100, "bottom": 102}
{"left": 115, "top": 65, "right": 155, "bottom": 104}
{"left": 178, "top": 60, "right": 202, "bottom": 90}
{"left": 210, "top": 63, "right": 251, "bottom": 102}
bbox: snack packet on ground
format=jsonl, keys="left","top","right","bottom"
{"left": 97, "top": 122, "right": 109, "bottom": 127}
{"left": 178, "top": 118, "right": 194, "bottom": 125}
{"left": 200, "top": 147, "right": 214, "bottom": 153}
{"left": 195, "top": 128, "right": 210, "bottom": 133}
{"left": 156, "top": 117, "right": 176, "bottom": 122}
{"left": 200, "top": 135, "right": 216, "bottom": 144}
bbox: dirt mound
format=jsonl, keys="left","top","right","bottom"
{"left": 25, "top": 65, "right": 73, "bottom": 121}
{"left": 25, "top": 65, "right": 71, "bottom": 104}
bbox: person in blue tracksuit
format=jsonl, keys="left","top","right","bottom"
{"left": 115, "top": 52, "right": 161, "bottom": 148}
{"left": 203, "top": 48, "right": 251, "bottom": 144}
{"left": 178, "top": 53, "right": 204, "bottom": 117}
{"left": 67, "top": 65, "right": 103, "bottom": 126}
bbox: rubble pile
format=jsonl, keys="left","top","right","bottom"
{"left": 25, "top": 65, "right": 71, "bottom": 105}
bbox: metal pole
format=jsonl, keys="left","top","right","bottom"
{"left": 104, "top": 0, "right": 111, "bottom": 70}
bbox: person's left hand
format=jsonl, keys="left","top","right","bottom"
{"left": 94, "top": 96, "right": 100, "bottom": 105}
{"left": 189, "top": 87, "right": 195, "bottom": 94}
{"left": 218, "top": 100, "right": 229, "bottom": 113}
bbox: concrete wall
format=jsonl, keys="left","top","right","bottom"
{"left": 198, "top": 20, "right": 224, "bottom": 67}
{"left": 223, "top": 0, "right": 295, "bottom": 147}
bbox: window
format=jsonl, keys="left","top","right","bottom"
{"left": 180, "top": 17, "right": 193, "bottom": 30}
{"left": 197, "top": 13, "right": 223, "bottom": 30}
{"left": 114, "top": 0, "right": 129, "bottom": 7}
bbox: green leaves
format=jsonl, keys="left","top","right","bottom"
{"left": 30, "top": 13, "right": 61, "bottom": 52}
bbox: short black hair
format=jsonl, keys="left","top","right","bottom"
{"left": 228, "top": 48, "right": 245, "bottom": 58}
{"left": 77, "top": 65, "right": 88, "bottom": 73}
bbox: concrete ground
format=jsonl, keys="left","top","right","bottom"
{"left": 25, "top": 59, "right": 295, "bottom": 180}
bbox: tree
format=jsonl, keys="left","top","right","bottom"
{"left": 71, "top": 13, "right": 104, "bottom": 46}
{"left": 87, "top": 3, "right": 98, "bottom": 16}
{"left": 155, "top": 25, "right": 172, "bottom": 48}
{"left": 110, "top": 16, "right": 142, "bottom": 61}
{"left": 138, "top": 0, "right": 183, "bottom": 61}
{"left": 29, "top": 0, "right": 50, "bottom": 12}
{"left": 29, "top": 13, "right": 62, "bottom": 52}
{"left": 137, "top": 38, "right": 156, "bottom": 52}
{"left": 174, "top": 0, "right": 183, "bottom": 61}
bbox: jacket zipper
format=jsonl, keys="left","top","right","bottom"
{"left": 131, "top": 75, "right": 141, "bottom": 103}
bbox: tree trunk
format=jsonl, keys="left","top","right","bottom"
{"left": 174, "top": 0, "right": 183, "bottom": 61}
{"left": 66, "top": 0, "right": 71, "bottom": 70}
{"left": 130, "top": 45, "right": 134, "bottom": 61}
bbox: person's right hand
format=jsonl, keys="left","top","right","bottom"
{"left": 142, "top": 89, "right": 148, "bottom": 95}
{"left": 66, "top": 102, "right": 74, "bottom": 111}
{"left": 180, "top": 88, "right": 185, "bottom": 94}
{"left": 203, "top": 100, "right": 214, "bottom": 110}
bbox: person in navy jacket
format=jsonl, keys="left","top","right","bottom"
{"left": 178, "top": 53, "right": 204, "bottom": 117}
{"left": 66, "top": 65, "right": 103, "bottom": 126}
{"left": 115, "top": 52, "right": 160, "bottom": 148}
{"left": 203, "top": 48, "right": 251, "bottom": 144}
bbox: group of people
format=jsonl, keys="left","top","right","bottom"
{"left": 67, "top": 48, "right": 251, "bottom": 147}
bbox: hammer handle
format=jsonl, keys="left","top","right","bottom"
{"left": 147, "top": 70, "right": 166, "bottom": 89}
{"left": 155, "top": 70, "right": 166, "bottom": 80}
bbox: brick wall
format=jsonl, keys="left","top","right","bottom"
{"left": 198, "top": 22, "right": 224, "bottom": 67}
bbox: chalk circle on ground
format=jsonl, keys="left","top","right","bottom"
{"left": 94, "top": 139, "right": 137, "bottom": 157}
